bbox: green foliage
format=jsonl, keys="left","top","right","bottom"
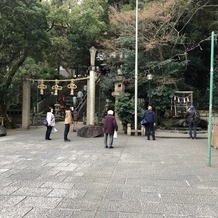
{"left": 67, "top": 0, "right": 107, "bottom": 39}
{"left": 99, "top": 77, "right": 114, "bottom": 100}
{"left": 18, "top": 58, "right": 59, "bottom": 79}
{"left": 209, "top": 55, "right": 218, "bottom": 110}
{"left": 150, "top": 86, "right": 174, "bottom": 113}
{"left": 108, "top": 0, "right": 145, "bottom": 11}
{"left": 0, "top": 0, "right": 50, "bottom": 115}
{"left": 115, "top": 93, "right": 144, "bottom": 126}
{"left": 45, "top": 0, "right": 108, "bottom": 75}
{"left": 0, "top": 0, "right": 50, "bottom": 61}
{"left": 115, "top": 93, "right": 134, "bottom": 126}
{"left": 105, "top": 0, "right": 218, "bottom": 112}
{"left": 0, "top": 0, "right": 218, "bottom": 119}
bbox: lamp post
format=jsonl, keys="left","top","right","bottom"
{"left": 147, "top": 73, "right": 153, "bottom": 105}
{"left": 86, "top": 46, "right": 97, "bottom": 125}
{"left": 208, "top": 31, "right": 215, "bottom": 166}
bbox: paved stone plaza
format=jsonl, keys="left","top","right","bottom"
{"left": 0, "top": 122, "right": 218, "bottom": 217}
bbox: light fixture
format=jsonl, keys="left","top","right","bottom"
{"left": 147, "top": 74, "right": 153, "bottom": 105}
{"left": 147, "top": 73, "right": 153, "bottom": 81}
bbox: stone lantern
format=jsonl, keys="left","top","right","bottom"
{"left": 112, "top": 67, "right": 125, "bottom": 133}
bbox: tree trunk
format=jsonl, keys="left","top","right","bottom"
{"left": 0, "top": 93, "right": 7, "bottom": 116}
{"left": 0, "top": 52, "right": 27, "bottom": 116}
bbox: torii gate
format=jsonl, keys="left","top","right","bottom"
{"left": 22, "top": 71, "right": 96, "bottom": 129}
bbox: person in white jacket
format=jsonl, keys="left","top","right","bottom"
{"left": 45, "top": 106, "right": 55, "bottom": 140}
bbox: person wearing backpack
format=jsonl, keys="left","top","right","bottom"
{"left": 186, "top": 105, "right": 199, "bottom": 139}
{"left": 71, "top": 107, "right": 79, "bottom": 132}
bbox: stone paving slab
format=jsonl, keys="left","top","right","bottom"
{"left": 0, "top": 122, "right": 218, "bottom": 217}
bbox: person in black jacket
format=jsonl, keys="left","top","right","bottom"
{"left": 142, "top": 106, "right": 156, "bottom": 140}
{"left": 186, "top": 105, "right": 197, "bottom": 139}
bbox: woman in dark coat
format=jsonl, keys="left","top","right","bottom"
{"left": 104, "top": 110, "right": 118, "bottom": 149}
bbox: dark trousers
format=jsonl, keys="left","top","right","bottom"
{"left": 64, "top": 124, "right": 70, "bottom": 140}
{"left": 45, "top": 126, "right": 53, "bottom": 139}
{"left": 189, "top": 122, "right": 196, "bottom": 139}
{"left": 145, "top": 122, "right": 155, "bottom": 139}
{"left": 104, "top": 133, "right": 113, "bottom": 147}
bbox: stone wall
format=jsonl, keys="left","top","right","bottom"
{"left": 199, "top": 110, "right": 218, "bottom": 125}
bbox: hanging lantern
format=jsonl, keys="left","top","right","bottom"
{"left": 37, "top": 80, "right": 47, "bottom": 95}
{"left": 67, "top": 79, "right": 77, "bottom": 95}
{"left": 52, "top": 79, "right": 62, "bottom": 95}
{"left": 177, "top": 97, "right": 180, "bottom": 103}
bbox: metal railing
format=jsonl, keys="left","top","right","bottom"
{"left": 75, "top": 74, "right": 101, "bottom": 114}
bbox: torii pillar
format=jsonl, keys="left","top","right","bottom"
{"left": 86, "top": 46, "right": 97, "bottom": 125}
{"left": 22, "top": 79, "right": 31, "bottom": 129}
{"left": 86, "top": 68, "right": 96, "bottom": 125}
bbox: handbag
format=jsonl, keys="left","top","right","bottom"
{"left": 140, "top": 118, "right": 147, "bottom": 125}
{"left": 42, "top": 119, "right": 48, "bottom": 126}
{"left": 113, "top": 130, "right": 117, "bottom": 139}
{"left": 52, "top": 127, "right": 57, "bottom": 133}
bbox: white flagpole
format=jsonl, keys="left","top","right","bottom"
{"left": 134, "top": 0, "right": 138, "bottom": 133}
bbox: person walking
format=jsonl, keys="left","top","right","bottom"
{"left": 64, "top": 106, "right": 72, "bottom": 142}
{"left": 71, "top": 107, "right": 79, "bottom": 132}
{"left": 77, "top": 90, "right": 84, "bottom": 104}
{"left": 142, "top": 105, "right": 156, "bottom": 140}
{"left": 72, "top": 96, "right": 77, "bottom": 107}
{"left": 103, "top": 110, "right": 118, "bottom": 149}
{"left": 45, "top": 106, "right": 55, "bottom": 140}
{"left": 186, "top": 105, "right": 198, "bottom": 139}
